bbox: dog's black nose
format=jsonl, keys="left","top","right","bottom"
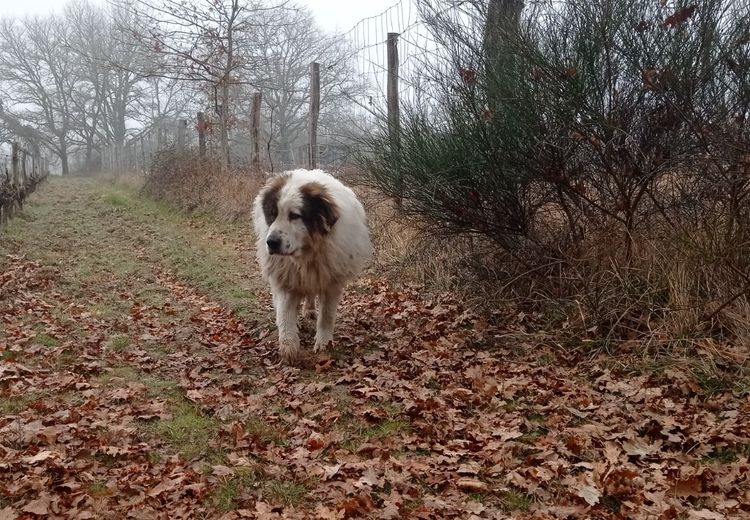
{"left": 266, "top": 235, "right": 282, "bottom": 253}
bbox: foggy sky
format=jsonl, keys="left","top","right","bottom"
{"left": 0, "top": 0, "right": 398, "bottom": 32}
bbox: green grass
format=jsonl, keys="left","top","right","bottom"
{"left": 101, "top": 192, "right": 130, "bottom": 207}
{"left": 214, "top": 466, "right": 264, "bottom": 511}
{"left": 504, "top": 399, "right": 519, "bottom": 412}
{"left": 214, "top": 477, "right": 243, "bottom": 511}
{"left": 97, "top": 366, "right": 215, "bottom": 459}
{"left": 34, "top": 333, "right": 59, "bottom": 347}
{"left": 0, "top": 351, "right": 19, "bottom": 362}
{"left": 526, "top": 411, "right": 546, "bottom": 423}
{"left": 364, "top": 418, "right": 411, "bottom": 440}
{"left": 0, "top": 394, "right": 34, "bottom": 414}
{"left": 98, "top": 185, "right": 261, "bottom": 322}
{"left": 110, "top": 334, "right": 130, "bottom": 351}
{"left": 701, "top": 444, "right": 750, "bottom": 464}
{"left": 500, "top": 490, "right": 532, "bottom": 512}
{"left": 213, "top": 465, "right": 307, "bottom": 511}
{"left": 245, "top": 418, "right": 288, "bottom": 446}
{"left": 147, "top": 400, "right": 219, "bottom": 460}
{"left": 518, "top": 427, "right": 548, "bottom": 445}
{"left": 97, "top": 366, "right": 141, "bottom": 386}
{"left": 87, "top": 481, "right": 110, "bottom": 497}
{"left": 264, "top": 479, "right": 307, "bottom": 506}
{"left": 2, "top": 177, "right": 264, "bottom": 329}
{"left": 338, "top": 412, "right": 412, "bottom": 453}
{"left": 696, "top": 373, "right": 733, "bottom": 397}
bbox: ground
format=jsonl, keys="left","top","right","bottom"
{"left": 1, "top": 177, "right": 749, "bottom": 519}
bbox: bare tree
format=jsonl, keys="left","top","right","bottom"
{"left": 117, "top": 0, "right": 288, "bottom": 170}
{"left": 242, "top": 7, "right": 362, "bottom": 164}
{"left": 65, "top": 2, "right": 151, "bottom": 170}
{"left": 0, "top": 16, "right": 78, "bottom": 175}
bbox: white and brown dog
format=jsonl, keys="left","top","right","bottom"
{"left": 253, "top": 169, "right": 372, "bottom": 363}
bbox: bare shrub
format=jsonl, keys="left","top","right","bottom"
{"left": 143, "top": 148, "right": 264, "bottom": 222}
{"left": 355, "top": 0, "right": 750, "bottom": 356}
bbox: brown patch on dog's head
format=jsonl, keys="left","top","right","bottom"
{"left": 300, "top": 182, "right": 339, "bottom": 234}
{"left": 261, "top": 175, "right": 289, "bottom": 225}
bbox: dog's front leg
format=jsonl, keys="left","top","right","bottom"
{"left": 314, "top": 285, "right": 343, "bottom": 352}
{"left": 275, "top": 291, "right": 302, "bottom": 363}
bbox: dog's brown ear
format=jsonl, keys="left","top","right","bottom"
{"left": 261, "top": 175, "right": 288, "bottom": 225}
{"left": 300, "top": 182, "right": 339, "bottom": 234}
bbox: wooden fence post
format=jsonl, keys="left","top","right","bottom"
{"left": 176, "top": 119, "right": 187, "bottom": 151}
{"left": 387, "top": 32, "right": 402, "bottom": 207}
{"left": 139, "top": 136, "right": 145, "bottom": 172}
{"left": 146, "top": 128, "right": 154, "bottom": 168}
{"left": 11, "top": 142, "right": 19, "bottom": 187}
{"left": 11, "top": 142, "right": 19, "bottom": 213}
{"left": 251, "top": 93, "right": 262, "bottom": 169}
{"left": 21, "top": 150, "right": 27, "bottom": 184}
{"left": 308, "top": 62, "right": 320, "bottom": 170}
{"left": 197, "top": 112, "right": 207, "bottom": 157}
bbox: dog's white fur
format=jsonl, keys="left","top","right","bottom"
{"left": 253, "top": 169, "right": 372, "bottom": 363}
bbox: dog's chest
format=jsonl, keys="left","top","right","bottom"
{"left": 266, "top": 255, "right": 332, "bottom": 294}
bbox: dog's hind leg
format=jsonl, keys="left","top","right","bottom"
{"left": 275, "top": 290, "right": 302, "bottom": 364}
{"left": 314, "top": 284, "right": 343, "bottom": 352}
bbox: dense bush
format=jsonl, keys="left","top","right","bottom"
{"left": 359, "top": 0, "right": 750, "bottom": 344}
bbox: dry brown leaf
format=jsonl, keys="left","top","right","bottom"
{"left": 456, "top": 477, "right": 488, "bottom": 493}
{"left": 337, "top": 494, "right": 375, "bottom": 518}
{"left": 22, "top": 450, "right": 55, "bottom": 465}
{"left": 21, "top": 495, "right": 52, "bottom": 516}
{"left": 576, "top": 485, "right": 601, "bottom": 506}
{"left": 0, "top": 507, "right": 18, "bottom": 520}
{"left": 670, "top": 476, "right": 702, "bottom": 497}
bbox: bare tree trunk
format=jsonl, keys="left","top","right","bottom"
{"left": 58, "top": 135, "right": 70, "bottom": 176}
{"left": 219, "top": 86, "right": 230, "bottom": 170}
{"left": 218, "top": 1, "right": 237, "bottom": 172}
{"left": 484, "top": 0, "right": 524, "bottom": 109}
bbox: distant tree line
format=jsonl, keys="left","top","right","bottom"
{"left": 0, "top": 0, "right": 363, "bottom": 174}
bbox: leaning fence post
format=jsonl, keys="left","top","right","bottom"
{"left": 387, "top": 32, "right": 402, "bottom": 208}
{"left": 308, "top": 62, "right": 320, "bottom": 170}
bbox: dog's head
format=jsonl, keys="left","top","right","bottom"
{"left": 261, "top": 176, "right": 339, "bottom": 257}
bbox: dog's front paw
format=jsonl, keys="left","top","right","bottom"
{"left": 313, "top": 331, "right": 333, "bottom": 353}
{"left": 279, "top": 337, "right": 302, "bottom": 364}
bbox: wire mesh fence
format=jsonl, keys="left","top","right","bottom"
{"left": 108, "top": 0, "right": 464, "bottom": 176}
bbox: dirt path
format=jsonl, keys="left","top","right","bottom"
{"left": 1, "top": 177, "right": 749, "bottom": 519}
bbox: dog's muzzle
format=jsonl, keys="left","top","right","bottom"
{"left": 266, "top": 233, "right": 283, "bottom": 254}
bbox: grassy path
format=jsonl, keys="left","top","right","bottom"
{"left": 1, "top": 177, "right": 749, "bottom": 519}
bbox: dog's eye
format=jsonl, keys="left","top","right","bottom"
{"left": 289, "top": 212, "right": 301, "bottom": 220}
